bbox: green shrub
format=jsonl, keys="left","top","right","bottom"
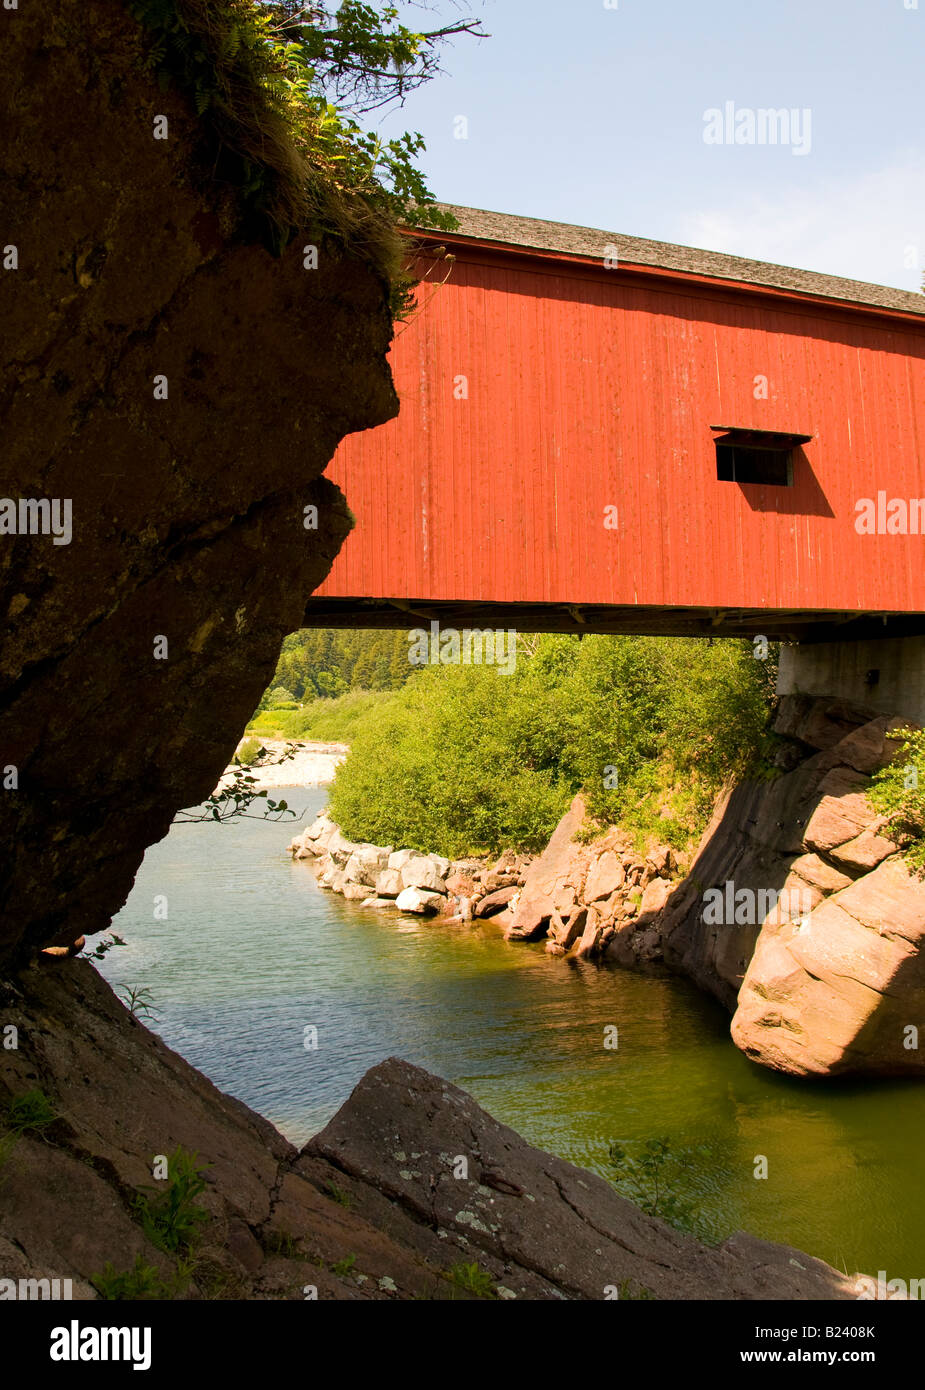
{"left": 236, "top": 736, "right": 262, "bottom": 765}
{"left": 326, "top": 635, "right": 776, "bottom": 857}
{"left": 868, "top": 726, "right": 925, "bottom": 872}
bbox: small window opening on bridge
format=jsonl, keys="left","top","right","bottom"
{"left": 711, "top": 427, "right": 812, "bottom": 487}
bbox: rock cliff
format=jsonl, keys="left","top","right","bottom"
{"left": 0, "top": 0, "right": 398, "bottom": 966}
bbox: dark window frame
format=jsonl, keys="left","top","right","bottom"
{"left": 711, "top": 426, "right": 812, "bottom": 488}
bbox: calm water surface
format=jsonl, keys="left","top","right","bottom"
{"left": 101, "top": 787, "right": 925, "bottom": 1280}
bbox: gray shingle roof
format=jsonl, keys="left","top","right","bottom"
{"left": 430, "top": 204, "right": 925, "bottom": 318}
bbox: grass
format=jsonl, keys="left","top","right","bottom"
{"left": 6, "top": 1088, "right": 57, "bottom": 1137}
{"left": 0, "top": 1089, "right": 59, "bottom": 1175}
{"left": 91, "top": 1255, "right": 188, "bottom": 1301}
{"left": 443, "top": 1261, "right": 496, "bottom": 1299}
{"left": 265, "top": 1230, "right": 298, "bottom": 1258}
{"left": 330, "top": 1253, "right": 357, "bottom": 1278}
{"left": 247, "top": 689, "right": 393, "bottom": 743}
{"left": 324, "top": 1179, "right": 353, "bottom": 1209}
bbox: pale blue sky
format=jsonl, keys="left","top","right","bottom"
{"left": 373, "top": 0, "right": 924, "bottom": 290}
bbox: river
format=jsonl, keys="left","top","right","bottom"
{"left": 98, "top": 785, "right": 925, "bottom": 1283}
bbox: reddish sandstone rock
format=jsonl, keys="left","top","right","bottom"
{"left": 731, "top": 857, "right": 925, "bottom": 1076}
{"left": 506, "top": 795, "right": 587, "bottom": 941}
{"left": 803, "top": 767, "right": 876, "bottom": 854}
{"left": 582, "top": 851, "right": 625, "bottom": 903}
{"left": 474, "top": 886, "right": 518, "bottom": 918}
{"left": 830, "top": 828, "right": 898, "bottom": 874}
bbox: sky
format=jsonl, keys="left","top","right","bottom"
{"left": 370, "top": 0, "right": 925, "bottom": 292}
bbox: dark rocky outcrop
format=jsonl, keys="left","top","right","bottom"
{"left": 0, "top": 0, "right": 398, "bottom": 966}
{"left": 0, "top": 959, "right": 858, "bottom": 1300}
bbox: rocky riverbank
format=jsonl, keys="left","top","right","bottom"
{"left": 290, "top": 690, "right": 925, "bottom": 1080}
{"left": 287, "top": 812, "right": 683, "bottom": 963}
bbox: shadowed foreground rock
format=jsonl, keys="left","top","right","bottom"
{"left": 0, "top": 961, "right": 858, "bottom": 1300}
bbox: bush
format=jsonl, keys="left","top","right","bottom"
{"left": 236, "top": 736, "right": 261, "bottom": 765}
{"left": 326, "top": 635, "right": 776, "bottom": 857}
{"left": 869, "top": 726, "right": 925, "bottom": 872}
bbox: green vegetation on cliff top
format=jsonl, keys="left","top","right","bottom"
{"left": 128, "top": 0, "right": 484, "bottom": 313}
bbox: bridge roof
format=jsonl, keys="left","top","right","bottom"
{"left": 430, "top": 204, "right": 925, "bottom": 320}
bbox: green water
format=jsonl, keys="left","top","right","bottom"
{"left": 101, "top": 787, "right": 925, "bottom": 1282}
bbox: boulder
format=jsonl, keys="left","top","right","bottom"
{"left": 582, "top": 851, "right": 625, "bottom": 903}
{"left": 446, "top": 872, "right": 479, "bottom": 896}
{"left": 361, "top": 897, "right": 397, "bottom": 910}
{"left": 342, "top": 883, "right": 370, "bottom": 901}
{"left": 305, "top": 1057, "right": 859, "bottom": 1301}
{"left": 326, "top": 828, "right": 360, "bottom": 866}
{"left": 394, "top": 887, "right": 444, "bottom": 915}
{"left": 574, "top": 907, "right": 603, "bottom": 959}
{"left": 374, "top": 868, "right": 404, "bottom": 898}
{"left": 788, "top": 853, "right": 855, "bottom": 895}
{"left": 549, "top": 906, "right": 587, "bottom": 951}
{"left": 646, "top": 844, "right": 673, "bottom": 878}
{"left": 401, "top": 857, "right": 446, "bottom": 893}
{"left": 731, "top": 857, "right": 925, "bottom": 1076}
{"left": 305, "top": 815, "right": 332, "bottom": 842}
{"left": 388, "top": 849, "right": 417, "bottom": 872}
{"left": 344, "top": 845, "right": 390, "bottom": 887}
{"left": 506, "top": 795, "right": 586, "bottom": 940}
{"left": 482, "top": 870, "right": 519, "bottom": 891}
{"left": 638, "top": 877, "right": 672, "bottom": 919}
{"left": 474, "top": 886, "right": 518, "bottom": 918}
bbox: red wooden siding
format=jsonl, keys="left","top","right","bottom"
{"left": 315, "top": 239, "right": 925, "bottom": 618}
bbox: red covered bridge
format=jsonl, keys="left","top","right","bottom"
{"left": 307, "top": 206, "right": 925, "bottom": 641}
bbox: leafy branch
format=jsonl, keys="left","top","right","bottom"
{"left": 172, "top": 741, "right": 301, "bottom": 822}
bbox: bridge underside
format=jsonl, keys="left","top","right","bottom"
{"left": 301, "top": 599, "right": 925, "bottom": 644}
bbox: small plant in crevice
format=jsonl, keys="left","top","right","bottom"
{"left": 615, "top": 1278, "right": 656, "bottom": 1300}
{"left": 324, "top": 1179, "right": 352, "bottom": 1209}
{"left": 6, "top": 1087, "right": 58, "bottom": 1138}
{"left": 91, "top": 1255, "right": 187, "bottom": 1301}
{"left": 265, "top": 1229, "right": 298, "bottom": 1258}
{"left": 133, "top": 1147, "right": 211, "bottom": 1255}
{"left": 0, "top": 1089, "right": 60, "bottom": 1174}
{"left": 607, "top": 1137, "right": 700, "bottom": 1236}
{"left": 330, "top": 1253, "right": 357, "bottom": 1278}
{"left": 116, "top": 985, "right": 162, "bottom": 1024}
{"left": 443, "top": 1260, "right": 496, "bottom": 1299}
